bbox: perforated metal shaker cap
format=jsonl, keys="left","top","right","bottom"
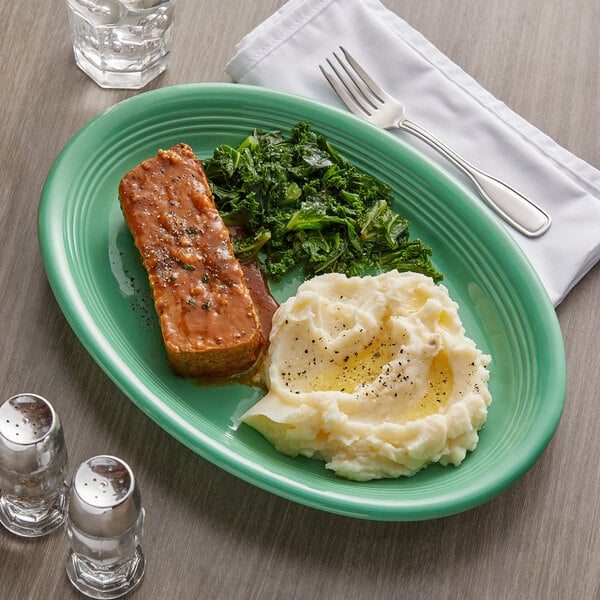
{"left": 0, "top": 393, "right": 65, "bottom": 474}
{"left": 68, "top": 455, "right": 142, "bottom": 538}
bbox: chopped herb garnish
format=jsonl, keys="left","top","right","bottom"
{"left": 182, "top": 263, "right": 195, "bottom": 271}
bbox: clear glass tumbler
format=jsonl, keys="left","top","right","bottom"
{"left": 0, "top": 393, "right": 68, "bottom": 537}
{"left": 65, "top": 455, "right": 145, "bottom": 599}
{"left": 65, "top": 0, "right": 177, "bottom": 89}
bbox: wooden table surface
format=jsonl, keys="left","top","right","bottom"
{"left": 1, "top": 1, "right": 599, "bottom": 598}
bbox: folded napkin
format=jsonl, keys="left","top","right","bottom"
{"left": 226, "top": 0, "right": 600, "bottom": 306}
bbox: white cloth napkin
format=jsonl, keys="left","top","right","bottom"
{"left": 226, "top": 0, "right": 600, "bottom": 306}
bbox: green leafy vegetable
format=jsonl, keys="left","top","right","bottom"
{"left": 204, "top": 122, "right": 442, "bottom": 283}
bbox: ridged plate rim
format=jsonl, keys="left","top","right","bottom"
{"left": 38, "top": 83, "right": 565, "bottom": 521}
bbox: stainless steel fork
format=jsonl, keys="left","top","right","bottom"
{"left": 320, "top": 47, "right": 551, "bottom": 238}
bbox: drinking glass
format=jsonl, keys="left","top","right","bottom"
{"left": 65, "top": 0, "right": 178, "bottom": 89}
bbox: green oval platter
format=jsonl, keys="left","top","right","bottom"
{"left": 38, "top": 83, "right": 565, "bottom": 521}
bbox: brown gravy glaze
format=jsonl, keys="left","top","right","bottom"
{"left": 119, "top": 143, "right": 265, "bottom": 379}
{"left": 240, "top": 261, "right": 279, "bottom": 345}
{"left": 191, "top": 236, "right": 280, "bottom": 387}
{"left": 191, "top": 260, "right": 278, "bottom": 388}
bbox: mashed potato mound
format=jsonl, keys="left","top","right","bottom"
{"left": 241, "top": 271, "right": 492, "bottom": 481}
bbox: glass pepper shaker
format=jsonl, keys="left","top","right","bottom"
{"left": 0, "top": 393, "right": 68, "bottom": 537}
{"left": 65, "top": 455, "right": 146, "bottom": 599}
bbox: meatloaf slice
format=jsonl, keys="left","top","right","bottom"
{"left": 119, "top": 143, "right": 264, "bottom": 378}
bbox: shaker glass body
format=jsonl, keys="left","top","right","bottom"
{"left": 65, "top": 455, "right": 145, "bottom": 599}
{"left": 0, "top": 393, "right": 68, "bottom": 537}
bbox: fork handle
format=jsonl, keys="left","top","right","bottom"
{"left": 399, "top": 119, "right": 551, "bottom": 238}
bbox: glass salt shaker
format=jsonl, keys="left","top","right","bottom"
{"left": 65, "top": 455, "right": 145, "bottom": 599}
{"left": 0, "top": 393, "right": 68, "bottom": 537}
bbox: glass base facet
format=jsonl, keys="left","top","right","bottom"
{"left": 66, "top": 546, "right": 145, "bottom": 599}
{"left": 0, "top": 484, "right": 67, "bottom": 538}
{"left": 73, "top": 48, "right": 169, "bottom": 90}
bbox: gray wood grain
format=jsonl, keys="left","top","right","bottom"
{"left": 0, "top": 1, "right": 598, "bottom": 599}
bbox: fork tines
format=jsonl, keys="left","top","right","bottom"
{"left": 319, "top": 47, "right": 386, "bottom": 118}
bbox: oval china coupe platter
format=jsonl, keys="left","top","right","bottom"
{"left": 38, "top": 83, "right": 565, "bottom": 521}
